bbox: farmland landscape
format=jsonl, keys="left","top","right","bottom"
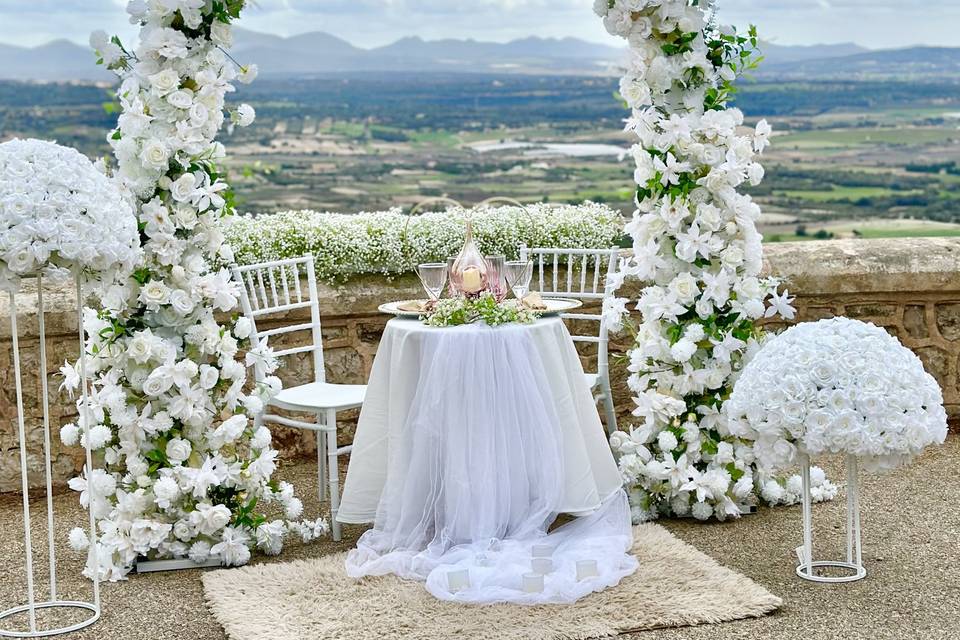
{"left": 0, "top": 30, "right": 958, "bottom": 242}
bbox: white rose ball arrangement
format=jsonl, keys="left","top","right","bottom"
{"left": 728, "top": 317, "right": 948, "bottom": 473}
{"left": 0, "top": 138, "right": 140, "bottom": 291}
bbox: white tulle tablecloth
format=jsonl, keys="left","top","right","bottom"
{"left": 339, "top": 317, "right": 637, "bottom": 604}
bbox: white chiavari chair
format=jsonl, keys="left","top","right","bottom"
{"left": 230, "top": 255, "right": 365, "bottom": 541}
{"left": 519, "top": 244, "right": 621, "bottom": 434}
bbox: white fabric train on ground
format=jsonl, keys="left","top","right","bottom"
{"left": 340, "top": 318, "right": 637, "bottom": 604}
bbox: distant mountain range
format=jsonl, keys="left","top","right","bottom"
{"left": 0, "top": 29, "right": 957, "bottom": 81}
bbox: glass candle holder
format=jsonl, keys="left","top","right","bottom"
{"left": 576, "top": 559, "right": 599, "bottom": 582}
{"left": 531, "top": 543, "right": 553, "bottom": 558}
{"left": 531, "top": 557, "right": 553, "bottom": 575}
{"left": 447, "top": 568, "right": 471, "bottom": 593}
{"left": 521, "top": 572, "right": 544, "bottom": 593}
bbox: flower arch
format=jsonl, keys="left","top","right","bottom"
{"left": 595, "top": 0, "right": 835, "bottom": 520}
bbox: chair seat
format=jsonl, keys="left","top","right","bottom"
{"left": 269, "top": 381, "right": 367, "bottom": 412}
{"left": 584, "top": 373, "right": 599, "bottom": 389}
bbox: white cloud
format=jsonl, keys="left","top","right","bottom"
{"left": 0, "top": 0, "right": 953, "bottom": 50}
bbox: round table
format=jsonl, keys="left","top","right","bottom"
{"left": 338, "top": 317, "right": 636, "bottom": 604}
{"left": 338, "top": 317, "right": 623, "bottom": 523}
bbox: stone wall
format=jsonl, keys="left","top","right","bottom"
{"left": 2, "top": 237, "right": 959, "bottom": 492}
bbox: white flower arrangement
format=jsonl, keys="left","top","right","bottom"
{"left": 224, "top": 203, "right": 624, "bottom": 282}
{"left": 69, "top": 0, "right": 317, "bottom": 581}
{"left": 596, "top": 0, "right": 829, "bottom": 520}
{"left": 422, "top": 293, "right": 540, "bottom": 328}
{"left": 0, "top": 138, "right": 140, "bottom": 292}
{"left": 728, "top": 318, "right": 948, "bottom": 473}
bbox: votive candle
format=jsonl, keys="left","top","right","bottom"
{"left": 531, "top": 543, "right": 553, "bottom": 558}
{"left": 531, "top": 557, "right": 553, "bottom": 575}
{"left": 522, "top": 572, "right": 544, "bottom": 593}
{"left": 447, "top": 568, "right": 471, "bottom": 593}
{"left": 576, "top": 559, "right": 599, "bottom": 581}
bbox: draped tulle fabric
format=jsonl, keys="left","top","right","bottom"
{"left": 344, "top": 323, "right": 637, "bottom": 604}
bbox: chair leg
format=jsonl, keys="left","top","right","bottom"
{"left": 326, "top": 409, "right": 342, "bottom": 542}
{"left": 316, "top": 428, "right": 327, "bottom": 502}
{"left": 600, "top": 377, "right": 618, "bottom": 435}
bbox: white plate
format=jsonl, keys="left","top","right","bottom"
{"left": 537, "top": 298, "right": 583, "bottom": 315}
{"left": 378, "top": 300, "right": 430, "bottom": 318}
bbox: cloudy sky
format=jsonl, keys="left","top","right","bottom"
{"left": 0, "top": 0, "right": 954, "bottom": 50}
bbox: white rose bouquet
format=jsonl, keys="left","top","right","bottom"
{"left": 728, "top": 317, "right": 948, "bottom": 472}
{"left": 0, "top": 138, "right": 140, "bottom": 291}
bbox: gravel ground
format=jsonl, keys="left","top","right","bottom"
{"left": 1, "top": 436, "right": 957, "bottom": 640}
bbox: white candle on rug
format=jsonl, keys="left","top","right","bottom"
{"left": 522, "top": 572, "right": 544, "bottom": 593}
{"left": 531, "top": 543, "right": 553, "bottom": 558}
{"left": 531, "top": 557, "right": 553, "bottom": 575}
{"left": 447, "top": 568, "right": 470, "bottom": 593}
{"left": 576, "top": 559, "right": 599, "bottom": 581}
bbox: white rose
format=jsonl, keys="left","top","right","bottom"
{"left": 191, "top": 503, "right": 231, "bottom": 536}
{"left": 127, "top": 332, "right": 154, "bottom": 364}
{"left": 139, "top": 139, "right": 170, "bottom": 171}
{"left": 234, "top": 104, "right": 255, "bottom": 128}
{"left": 139, "top": 280, "right": 170, "bottom": 311}
{"left": 143, "top": 368, "right": 173, "bottom": 396}
{"left": 233, "top": 316, "right": 253, "bottom": 339}
{"left": 670, "top": 338, "right": 697, "bottom": 363}
{"left": 166, "top": 89, "right": 193, "bottom": 110}
{"left": 148, "top": 68, "right": 180, "bottom": 96}
{"left": 210, "top": 20, "right": 233, "bottom": 46}
{"left": 199, "top": 364, "right": 220, "bottom": 390}
{"left": 250, "top": 426, "right": 272, "bottom": 450}
{"left": 169, "top": 289, "right": 195, "bottom": 315}
{"left": 216, "top": 415, "right": 248, "bottom": 443}
{"left": 165, "top": 437, "right": 192, "bottom": 465}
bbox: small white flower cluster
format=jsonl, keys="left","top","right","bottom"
{"left": 422, "top": 293, "right": 539, "bottom": 328}
{"left": 67, "top": 1, "right": 311, "bottom": 581}
{"left": 0, "top": 138, "right": 140, "bottom": 292}
{"left": 597, "top": 0, "right": 820, "bottom": 520}
{"left": 224, "top": 203, "right": 624, "bottom": 282}
{"left": 728, "top": 318, "right": 948, "bottom": 473}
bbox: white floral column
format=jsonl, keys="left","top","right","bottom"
{"left": 596, "top": 0, "right": 834, "bottom": 521}
{"left": 77, "top": 1, "right": 325, "bottom": 580}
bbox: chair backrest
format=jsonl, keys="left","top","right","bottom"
{"left": 519, "top": 245, "right": 621, "bottom": 376}
{"left": 230, "top": 255, "right": 325, "bottom": 384}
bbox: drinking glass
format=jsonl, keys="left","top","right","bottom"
{"left": 485, "top": 255, "right": 507, "bottom": 301}
{"left": 446, "top": 256, "right": 460, "bottom": 296}
{"left": 504, "top": 260, "right": 533, "bottom": 301}
{"left": 417, "top": 263, "right": 447, "bottom": 300}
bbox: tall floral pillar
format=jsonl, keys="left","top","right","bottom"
{"left": 595, "top": 0, "right": 835, "bottom": 521}
{"left": 80, "top": 1, "right": 325, "bottom": 580}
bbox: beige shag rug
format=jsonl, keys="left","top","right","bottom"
{"left": 202, "top": 523, "right": 781, "bottom": 640}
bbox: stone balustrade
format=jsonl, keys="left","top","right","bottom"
{"left": 2, "top": 237, "right": 958, "bottom": 492}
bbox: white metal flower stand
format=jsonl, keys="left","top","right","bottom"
{"left": 0, "top": 275, "right": 101, "bottom": 637}
{"left": 796, "top": 453, "right": 866, "bottom": 583}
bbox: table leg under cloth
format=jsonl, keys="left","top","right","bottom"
{"left": 343, "top": 321, "right": 637, "bottom": 604}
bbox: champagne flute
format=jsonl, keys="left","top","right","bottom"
{"left": 504, "top": 260, "right": 533, "bottom": 301}
{"left": 417, "top": 263, "right": 447, "bottom": 301}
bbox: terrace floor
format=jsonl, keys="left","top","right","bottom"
{"left": 1, "top": 436, "right": 958, "bottom": 640}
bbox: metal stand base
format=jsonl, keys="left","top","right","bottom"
{"left": 134, "top": 557, "right": 223, "bottom": 574}
{"left": 3, "top": 277, "right": 102, "bottom": 637}
{"left": 0, "top": 601, "right": 99, "bottom": 638}
{"left": 796, "top": 453, "right": 866, "bottom": 583}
